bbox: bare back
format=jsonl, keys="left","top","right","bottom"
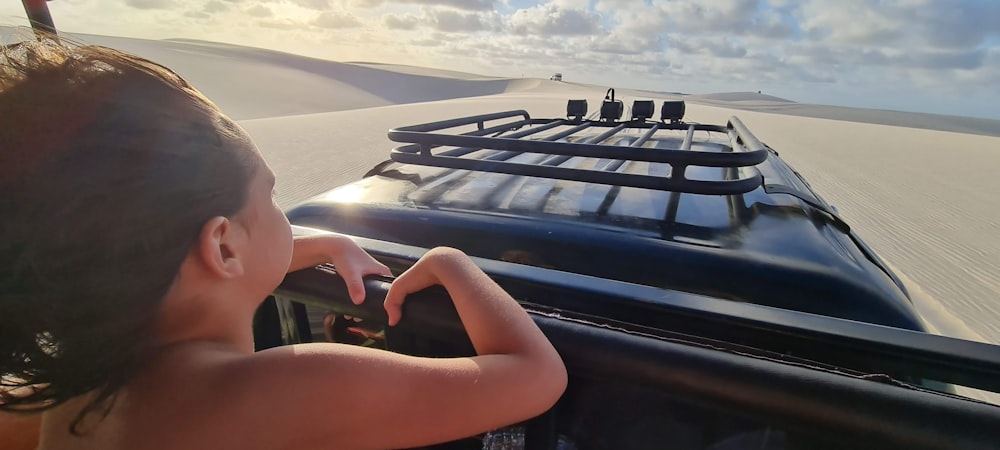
{"left": 37, "top": 344, "right": 256, "bottom": 450}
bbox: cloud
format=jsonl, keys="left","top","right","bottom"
{"left": 378, "top": 8, "right": 499, "bottom": 32}
{"left": 904, "top": 49, "right": 986, "bottom": 71}
{"left": 797, "top": 2, "right": 905, "bottom": 45}
{"left": 203, "top": 1, "right": 228, "bottom": 14}
{"left": 313, "top": 11, "right": 363, "bottom": 29}
{"left": 247, "top": 5, "right": 273, "bottom": 18}
{"left": 750, "top": 9, "right": 795, "bottom": 39}
{"left": 410, "top": 37, "right": 444, "bottom": 47}
{"left": 352, "top": 0, "right": 496, "bottom": 11}
{"left": 257, "top": 19, "right": 300, "bottom": 30}
{"left": 509, "top": 4, "right": 601, "bottom": 36}
{"left": 902, "top": 1, "right": 1000, "bottom": 49}
{"left": 795, "top": 0, "right": 1000, "bottom": 49}
{"left": 291, "top": 0, "right": 330, "bottom": 10}
{"left": 658, "top": 0, "right": 761, "bottom": 33}
{"left": 596, "top": 0, "right": 800, "bottom": 42}
{"left": 125, "top": 0, "right": 176, "bottom": 10}
{"left": 383, "top": 13, "right": 419, "bottom": 30}
{"left": 783, "top": 40, "right": 987, "bottom": 72}
{"left": 589, "top": 33, "right": 650, "bottom": 55}
{"left": 668, "top": 36, "right": 747, "bottom": 59}
{"left": 426, "top": 9, "right": 499, "bottom": 32}
{"left": 705, "top": 39, "right": 747, "bottom": 58}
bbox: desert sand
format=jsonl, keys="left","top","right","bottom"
{"left": 8, "top": 29, "right": 1000, "bottom": 349}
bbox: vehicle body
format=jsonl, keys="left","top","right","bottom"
{"left": 286, "top": 101, "right": 922, "bottom": 332}
{"left": 550, "top": 73, "right": 562, "bottom": 81}
{"left": 265, "top": 97, "right": 1000, "bottom": 449}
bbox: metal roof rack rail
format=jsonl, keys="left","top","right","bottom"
{"left": 387, "top": 107, "right": 770, "bottom": 196}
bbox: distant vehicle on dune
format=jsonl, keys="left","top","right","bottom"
{"left": 550, "top": 73, "right": 562, "bottom": 81}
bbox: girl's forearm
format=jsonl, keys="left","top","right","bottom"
{"left": 286, "top": 234, "right": 345, "bottom": 273}
{"left": 431, "top": 250, "right": 556, "bottom": 359}
{"left": 432, "top": 251, "right": 567, "bottom": 403}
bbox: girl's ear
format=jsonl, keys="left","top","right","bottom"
{"left": 196, "top": 216, "right": 245, "bottom": 279}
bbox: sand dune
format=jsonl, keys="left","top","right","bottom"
{"left": 27, "top": 31, "right": 553, "bottom": 120}
{"left": 687, "top": 92, "right": 794, "bottom": 103}
{"left": 345, "top": 61, "right": 503, "bottom": 80}
{"left": 697, "top": 100, "right": 1000, "bottom": 138}
{"left": 7, "top": 30, "right": 1000, "bottom": 349}
{"left": 685, "top": 105, "right": 1000, "bottom": 343}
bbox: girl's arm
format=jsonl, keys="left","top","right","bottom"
{"left": 286, "top": 233, "right": 391, "bottom": 304}
{"left": 384, "top": 247, "right": 560, "bottom": 358}
{"left": 229, "top": 247, "right": 567, "bottom": 449}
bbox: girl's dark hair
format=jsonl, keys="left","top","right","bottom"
{"left": 0, "top": 37, "right": 258, "bottom": 432}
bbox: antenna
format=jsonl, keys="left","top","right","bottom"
{"left": 21, "top": 0, "right": 58, "bottom": 40}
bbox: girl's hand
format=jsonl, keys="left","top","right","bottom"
{"left": 383, "top": 247, "right": 465, "bottom": 326}
{"left": 326, "top": 236, "right": 392, "bottom": 305}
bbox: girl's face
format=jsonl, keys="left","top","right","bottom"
{"left": 233, "top": 149, "right": 293, "bottom": 300}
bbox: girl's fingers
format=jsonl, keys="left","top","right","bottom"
{"left": 346, "top": 277, "right": 366, "bottom": 305}
{"left": 383, "top": 287, "right": 404, "bottom": 326}
{"left": 383, "top": 268, "right": 425, "bottom": 326}
{"left": 372, "top": 262, "right": 392, "bottom": 277}
{"left": 382, "top": 255, "right": 442, "bottom": 326}
{"left": 342, "top": 261, "right": 390, "bottom": 305}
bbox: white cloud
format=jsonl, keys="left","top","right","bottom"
{"left": 313, "top": 11, "right": 363, "bottom": 28}
{"left": 258, "top": 18, "right": 300, "bottom": 29}
{"left": 125, "top": 0, "right": 176, "bottom": 10}
{"left": 509, "top": 3, "right": 601, "bottom": 36}
{"left": 797, "top": 1, "right": 905, "bottom": 45}
{"left": 246, "top": 5, "right": 273, "bottom": 17}
{"left": 590, "top": 33, "right": 653, "bottom": 56}
{"left": 426, "top": 8, "right": 500, "bottom": 32}
{"left": 658, "top": 0, "right": 760, "bottom": 34}
{"left": 383, "top": 13, "right": 419, "bottom": 30}
{"left": 203, "top": 1, "right": 228, "bottom": 13}
{"left": 378, "top": 8, "right": 500, "bottom": 32}
{"left": 352, "top": 0, "right": 496, "bottom": 11}
{"left": 291, "top": 0, "right": 331, "bottom": 10}
{"left": 795, "top": 0, "right": 1000, "bottom": 49}
{"left": 668, "top": 36, "right": 747, "bottom": 59}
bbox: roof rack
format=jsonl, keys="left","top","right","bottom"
{"left": 387, "top": 106, "right": 769, "bottom": 196}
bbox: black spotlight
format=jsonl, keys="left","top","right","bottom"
{"left": 567, "top": 99, "right": 588, "bottom": 120}
{"left": 632, "top": 100, "right": 655, "bottom": 121}
{"left": 600, "top": 100, "right": 623, "bottom": 122}
{"left": 661, "top": 101, "right": 686, "bottom": 124}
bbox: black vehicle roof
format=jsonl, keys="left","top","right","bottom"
{"left": 287, "top": 109, "right": 924, "bottom": 331}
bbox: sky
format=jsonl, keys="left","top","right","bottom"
{"left": 3, "top": 0, "right": 999, "bottom": 120}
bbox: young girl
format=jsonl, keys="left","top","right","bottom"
{"left": 0, "top": 39, "right": 566, "bottom": 449}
